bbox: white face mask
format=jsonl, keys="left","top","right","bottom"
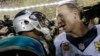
{"left": 32, "top": 22, "right": 50, "bottom": 35}
{"left": 33, "top": 25, "right": 50, "bottom": 35}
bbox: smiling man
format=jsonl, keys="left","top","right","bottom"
{"left": 54, "top": 3, "right": 100, "bottom": 56}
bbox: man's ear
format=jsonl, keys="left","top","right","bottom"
{"left": 72, "top": 9, "right": 78, "bottom": 16}
{"left": 72, "top": 9, "right": 80, "bottom": 21}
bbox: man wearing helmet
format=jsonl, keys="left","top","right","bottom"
{"left": 13, "top": 9, "right": 54, "bottom": 56}
{"left": 0, "top": 10, "right": 46, "bottom": 56}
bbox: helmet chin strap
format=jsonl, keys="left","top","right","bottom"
{"left": 38, "top": 22, "right": 43, "bottom": 28}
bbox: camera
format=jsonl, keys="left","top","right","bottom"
{"left": 2, "top": 15, "right": 15, "bottom": 35}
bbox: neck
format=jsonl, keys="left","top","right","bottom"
{"left": 32, "top": 33, "right": 40, "bottom": 40}
{"left": 22, "top": 32, "right": 40, "bottom": 40}
{"left": 71, "top": 22, "right": 88, "bottom": 38}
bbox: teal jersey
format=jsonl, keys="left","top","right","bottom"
{"left": 0, "top": 35, "right": 45, "bottom": 56}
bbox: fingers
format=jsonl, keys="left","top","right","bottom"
{"left": 0, "top": 26, "right": 8, "bottom": 34}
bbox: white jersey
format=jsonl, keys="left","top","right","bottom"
{"left": 54, "top": 25, "right": 100, "bottom": 56}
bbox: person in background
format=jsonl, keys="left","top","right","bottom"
{"left": 2, "top": 15, "right": 15, "bottom": 36}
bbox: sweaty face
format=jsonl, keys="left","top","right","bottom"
{"left": 56, "top": 5, "right": 78, "bottom": 32}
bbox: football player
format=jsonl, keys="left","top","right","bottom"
{"left": 54, "top": 3, "right": 100, "bottom": 56}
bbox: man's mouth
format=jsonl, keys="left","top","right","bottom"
{"left": 59, "top": 25, "right": 65, "bottom": 28}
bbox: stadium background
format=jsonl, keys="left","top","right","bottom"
{"left": 0, "top": 0, "right": 99, "bottom": 20}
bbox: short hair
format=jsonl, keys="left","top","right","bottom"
{"left": 58, "top": 3, "right": 82, "bottom": 19}
{"left": 58, "top": 3, "right": 83, "bottom": 19}
{"left": 59, "top": 3, "right": 79, "bottom": 11}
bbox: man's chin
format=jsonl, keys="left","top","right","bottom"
{"left": 37, "top": 32, "right": 44, "bottom": 36}
{"left": 65, "top": 30, "right": 71, "bottom": 33}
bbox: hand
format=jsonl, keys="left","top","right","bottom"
{"left": 0, "top": 27, "right": 8, "bottom": 34}
{"left": 45, "top": 34, "right": 52, "bottom": 41}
